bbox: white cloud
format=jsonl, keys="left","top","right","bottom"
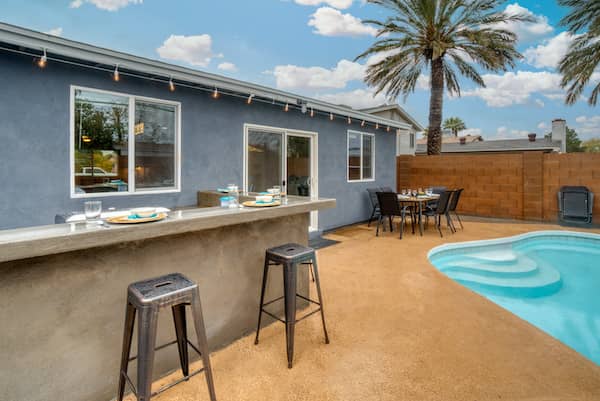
{"left": 535, "top": 98, "right": 545, "bottom": 107}
{"left": 574, "top": 116, "right": 600, "bottom": 138}
{"left": 489, "top": 126, "right": 530, "bottom": 140}
{"left": 493, "top": 3, "right": 553, "bottom": 41}
{"left": 315, "top": 88, "right": 389, "bottom": 109}
{"left": 45, "top": 27, "right": 63, "bottom": 36}
{"left": 463, "top": 70, "right": 563, "bottom": 107}
{"left": 524, "top": 31, "right": 577, "bottom": 69}
{"left": 157, "top": 34, "right": 220, "bottom": 67}
{"left": 538, "top": 122, "right": 549, "bottom": 130}
{"left": 69, "top": 0, "right": 142, "bottom": 11}
{"left": 217, "top": 62, "right": 237, "bottom": 72}
{"left": 272, "top": 59, "right": 365, "bottom": 90}
{"left": 294, "top": 0, "right": 353, "bottom": 9}
{"left": 308, "top": 7, "right": 377, "bottom": 37}
{"left": 460, "top": 128, "right": 483, "bottom": 137}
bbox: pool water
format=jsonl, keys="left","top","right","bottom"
{"left": 429, "top": 231, "right": 600, "bottom": 365}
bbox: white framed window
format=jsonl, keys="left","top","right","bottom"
{"left": 70, "top": 86, "right": 181, "bottom": 198}
{"left": 347, "top": 130, "right": 375, "bottom": 182}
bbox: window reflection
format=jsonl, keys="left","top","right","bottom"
{"left": 134, "top": 101, "right": 177, "bottom": 189}
{"left": 73, "top": 89, "right": 129, "bottom": 194}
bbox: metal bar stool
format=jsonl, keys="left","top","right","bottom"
{"left": 117, "top": 273, "right": 217, "bottom": 401}
{"left": 254, "top": 243, "right": 329, "bottom": 368}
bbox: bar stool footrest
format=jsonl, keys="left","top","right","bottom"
{"left": 122, "top": 337, "right": 206, "bottom": 398}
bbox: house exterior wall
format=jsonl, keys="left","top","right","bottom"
{"left": 0, "top": 51, "right": 396, "bottom": 231}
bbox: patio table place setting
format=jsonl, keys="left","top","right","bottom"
{"left": 242, "top": 186, "right": 284, "bottom": 208}
{"left": 67, "top": 201, "right": 171, "bottom": 227}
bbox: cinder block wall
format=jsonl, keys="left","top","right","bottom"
{"left": 397, "top": 152, "right": 600, "bottom": 223}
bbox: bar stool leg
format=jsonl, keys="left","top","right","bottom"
{"left": 171, "top": 304, "right": 189, "bottom": 377}
{"left": 117, "top": 302, "right": 136, "bottom": 401}
{"left": 254, "top": 257, "right": 270, "bottom": 345}
{"left": 137, "top": 305, "right": 159, "bottom": 401}
{"left": 311, "top": 256, "right": 330, "bottom": 344}
{"left": 191, "top": 290, "right": 217, "bottom": 401}
{"left": 283, "top": 261, "right": 298, "bottom": 369}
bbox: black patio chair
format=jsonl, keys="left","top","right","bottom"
{"left": 426, "top": 186, "right": 447, "bottom": 211}
{"left": 447, "top": 188, "right": 464, "bottom": 230}
{"left": 376, "top": 192, "right": 413, "bottom": 239}
{"left": 366, "top": 188, "right": 381, "bottom": 227}
{"left": 380, "top": 186, "right": 394, "bottom": 193}
{"left": 424, "top": 190, "right": 453, "bottom": 237}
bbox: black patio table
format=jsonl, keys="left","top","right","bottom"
{"left": 397, "top": 194, "right": 440, "bottom": 236}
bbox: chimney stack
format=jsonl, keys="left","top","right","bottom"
{"left": 528, "top": 133, "right": 537, "bottom": 142}
{"left": 552, "top": 119, "right": 567, "bottom": 153}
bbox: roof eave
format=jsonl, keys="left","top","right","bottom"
{"left": 0, "top": 22, "right": 411, "bottom": 130}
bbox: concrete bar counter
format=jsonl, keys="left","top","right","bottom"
{"left": 0, "top": 196, "right": 335, "bottom": 401}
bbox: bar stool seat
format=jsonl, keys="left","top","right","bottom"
{"left": 117, "top": 273, "right": 217, "bottom": 401}
{"left": 254, "top": 243, "right": 329, "bottom": 368}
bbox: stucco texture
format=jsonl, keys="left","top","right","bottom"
{"left": 0, "top": 213, "right": 309, "bottom": 401}
{"left": 0, "top": 51, "right": 396, "bottom": 231}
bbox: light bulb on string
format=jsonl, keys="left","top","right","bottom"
{"left": 310, "top": 108, "right": 314, "bottom": 118}
{"left": 284, "top": 103, "right": 289, "bottom": 112}
{"left": 113, "top": 65, "right": 120, "bottom": 82}
{"left": 329, "top": 112, "right": 334, "bottom": 121}
{"left": 247, "top": 94, "right": 254, "bottom": 105}
{"left": 37, "top": 48, "right": 47, "bottom": 68}
{"left": 212, "top": 87, "right": 219, "bottom": 99}
{"left": 347, "top": 116, "right": 351, "bottom": 124}
{"left": 361, "top": 120, "right": 365, "bottom": 127}
{"left": 168, "top": 78, "right": 175, "bottom": 92}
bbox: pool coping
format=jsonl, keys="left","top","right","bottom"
{"left": 427, "top": 229, "right": 600, "bottom": 260}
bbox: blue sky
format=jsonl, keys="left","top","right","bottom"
{"left": 3, "top": 0, "right": 600, "bottom": 140}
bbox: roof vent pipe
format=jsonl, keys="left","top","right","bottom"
{"left": 528, "top": 133, "right": 537, "bottom": 142}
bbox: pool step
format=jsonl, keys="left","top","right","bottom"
{"left": 441, "top": 255, "right": 539, "bottom": 277}
{"left": 462, "top": 250, "right": 518, "bottom": 265}
{"left": 445, "top": 264, "right": 562, "bottom": 298}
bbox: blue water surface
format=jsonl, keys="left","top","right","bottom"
{"left": 429, "top": 233, "right": 600, "bottom": 365}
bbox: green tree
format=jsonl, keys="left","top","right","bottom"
{"left": 356, "top": 0, "right": 531, "bottom": 155}
{"left": 545, "top": 127, "right": 583, "bottom": 152}
{"left": 558, "top": 0, "right": 600, "bottom": 105}
{"left": 582, "top": 138, "right": 600, "bottom": 153}
{"left": 443, "top": 117, "right": 467, "bottom": 136}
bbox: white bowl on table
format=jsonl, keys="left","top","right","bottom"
{"left": 256, "top": 195, "right": 273, "bottom": 203}
{"left": 131, "top": 207, "right": 157, "bottom": 218}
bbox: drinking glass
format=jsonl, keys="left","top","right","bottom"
{"left": 84, "top": 201, "right": 102, "bottom": 223}
{"left": 401, "top": 189, "right": 407, "bottom": 196}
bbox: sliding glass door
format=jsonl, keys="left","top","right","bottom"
{"left": 245, "top": 125, "right": 318, "bottom": 230}
{"left": 246, "top": 130, "right": 283, "bottom": 193}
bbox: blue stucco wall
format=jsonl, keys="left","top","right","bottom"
{"left": 0, "top": 51, "right": 397, "bottom": 231}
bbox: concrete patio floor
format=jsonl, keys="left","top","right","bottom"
{"left": 126, "top": 218, "right": 600, "bottom": 401}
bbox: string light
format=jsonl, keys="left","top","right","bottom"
{"left": 11, "top": 45, "right": 393, "bottom": 132}
{"left": 284, "top": 103, "right": 289, "bottom": 112}
{"left": 37, "top": 48, "right": 47, "bottom": 68}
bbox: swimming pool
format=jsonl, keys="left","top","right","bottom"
{"left": 428, "top": 231, "right": 600, "bottom": 365}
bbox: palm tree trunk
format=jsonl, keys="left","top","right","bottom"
{"left": 427, "top": 58, "right": 444, "bottom": 155}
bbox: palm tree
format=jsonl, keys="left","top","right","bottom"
{"left": 558, "top": 0, "right": 600, "bottom": 105}
{"left": 356, "top": 0, "right": 531, "bottom": 155}
{"left": 443, "top": 117, "right": 467, "bottom": 136}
